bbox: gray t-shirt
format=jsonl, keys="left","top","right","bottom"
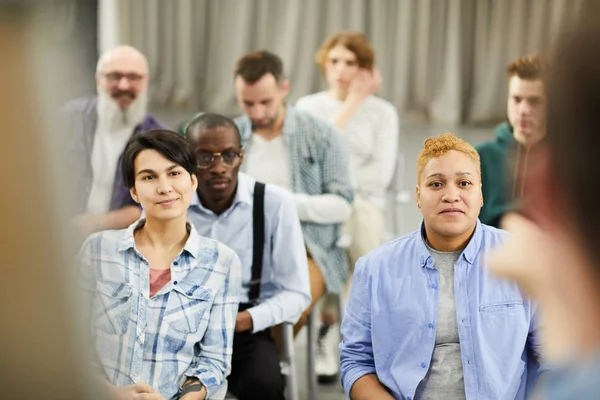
{"left": 415, "top": 245, "right": 466, "bottom": 400}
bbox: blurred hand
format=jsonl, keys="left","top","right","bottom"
{"left": 348, "top": 68, "right": 381, "bottom": 99}
{"left": 487, "top": 212, "right": 576, "bottom": 363}
{"left": 109, "top": 383, "right": 154, "bottom": 400}
{"left": 486, "top": 212, "right": 556, "bottom": 296}
{"left": 73, "top": 213, "right": 103, "bottom": 238}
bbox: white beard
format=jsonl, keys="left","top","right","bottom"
{"left": 97, "top": 87, "right": 148, "bottom": 129}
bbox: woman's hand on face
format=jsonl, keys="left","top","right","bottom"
{"left": 348, "top": 68, "right": 381, "bottom": 99}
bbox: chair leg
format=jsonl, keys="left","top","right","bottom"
{"left": 307, "top": 310, "right": 318, "bottom": 400}
{"left": 281, "top": 322, "right": 299, "bottom": 400}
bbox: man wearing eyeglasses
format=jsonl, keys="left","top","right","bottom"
{"left": 184, "top": 113, "right": 311, "bottom": 400}
{"left": 64, "top": 45, "right": 164, "bottom": 239}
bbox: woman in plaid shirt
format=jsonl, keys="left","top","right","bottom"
{"left": 77, "top": 130, "right": 241, "bottom": 400}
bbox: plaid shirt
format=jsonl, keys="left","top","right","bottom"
{"left": 234, "top": 106, "right": 354, "bottom": 292}
{"left": 78, "top": 220, "right": 241, "bottom": 399}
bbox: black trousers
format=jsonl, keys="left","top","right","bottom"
{"left": 227, "top": 304, "right": 285, "bottom": 400}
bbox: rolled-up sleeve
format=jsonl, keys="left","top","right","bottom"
{"left": 184, "top": 247, "right": 242, "bottom": 397}
{"left": 340, "top": 256, "right": 377, "bottom": 396}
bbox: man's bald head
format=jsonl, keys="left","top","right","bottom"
{"left": 96, "top": 45, "right": 149, "bottom": 110}
{"left": 96, "top": 45, "right": 148, "bottom": 76}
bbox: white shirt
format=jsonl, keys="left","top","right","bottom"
{"left": 243, "top": 134, "right": 292, "bottom": 191}
{"left": 296, "top": 92, "right": 399, "bottom": 206}
{"left": 243, "top": 132, "right": 351, "bottom": 224}
{"left": 86, "top": 121, "right": 134, "bottom": 213}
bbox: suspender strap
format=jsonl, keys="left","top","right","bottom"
{"left": 249, "top": 181, "right": 266, "bottom": 302}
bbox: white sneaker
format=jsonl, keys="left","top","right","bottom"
{"left": 315, "top": 323, "right": 340, "bottom": 384}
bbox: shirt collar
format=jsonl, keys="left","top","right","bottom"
{"left": 416, "top": 219, "right": 483, "bottom": 268}
{"left": 117, "top": 218, "right": 202, "bottom": 260}
{"left": 190, "top": 172, "right": 253, "bottom": 213}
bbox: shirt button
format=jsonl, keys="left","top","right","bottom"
{"left": 428, "top": 323, "right": 434, "bottom": 329}
{"left": 421, "top": 362, "right": 427, "bottom": 368}
{"left": 431, "top": 283, "right": 438, "bottom": 289}
{"left": 173, "top": 261, "right": 179, "bottom": 266}
{"left": 173, "top": 281, "right": 178, "bottom": 285}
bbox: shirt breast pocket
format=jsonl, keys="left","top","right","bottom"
{"left": 94, "top": 280, "right": 133, "bottom": 335}
{"left": 164, "top": 283, "right": 213, "bottom": 334}
{"left": 479, "top": 300, "right": 524, "bottom": 313}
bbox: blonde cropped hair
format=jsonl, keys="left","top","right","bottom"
{"left": 416, "top": 133, "right": 481, "bottom": 182}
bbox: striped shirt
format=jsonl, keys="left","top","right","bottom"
{"left": 77, "top": 220, "right": 241, "bottom": 400}
{"left": 234, "top": 106, "right": 354, "bottom": 292}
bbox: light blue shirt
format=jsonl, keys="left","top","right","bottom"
{"left": 542, "top": 356, "right": 600, "bottom": 399}
{"left": 187, "top": 172, "right": 311, "bottom": 333}
{"left": 340, "top": 220, "right": 546, "bottom": 400}
{"left": 78, "top": 220, "right": 241, "bottom": 400}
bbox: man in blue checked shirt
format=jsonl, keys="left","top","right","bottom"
{"left": 340, "top": 133, "right": 546, "bottom": 400}
{"left": 78, "top": 130, "right": 241, "bottom": 400}
{"left": 184, "top": 113, "right": 311, "bottom": 400}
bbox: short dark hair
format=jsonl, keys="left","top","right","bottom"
{"left": 234, "top": 50, "right": 284, "bottom": 84}
{"left": 185, "top": 113, "right": 241, "bottom": 146}
{"left": 121, "top": 129, "right": 197, "bottom": 188}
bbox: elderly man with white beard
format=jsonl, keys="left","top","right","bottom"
{"left": 64, "top": 45, "right": 165, "bottom": 238}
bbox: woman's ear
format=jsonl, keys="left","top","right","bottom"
{"left": 415, "top": 185, "right": 421, "bottom": 208}
{"left": 191, "top": 174, "right": 198, "bottom": 192}
{"left": 130, "top": 187, "right": 139, "bottom": 203}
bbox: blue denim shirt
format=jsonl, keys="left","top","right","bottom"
{"left": 78, "top": 220, "right": 241, "bottom": 399}
{"left": 340, "top": 220, "right": 546, "bottom": 400}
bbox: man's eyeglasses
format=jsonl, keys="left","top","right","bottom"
{"left": 197, "top": 150, "right": 243, "bottom": 169}
{"left": 104, "top": 72, "right": 145, "bottom": 84}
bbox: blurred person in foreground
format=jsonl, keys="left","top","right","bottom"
{"left": 78, "top": 130, "right": 241, "bottom": 400}
{"left": 340, "top": 133, "right": 545, "bottom": 400}
{"left": 476, "top": 54, "right": 547, "bottom": 228}
{"left": 65, "top": 45, "right": 164, "bottom": 239}
{"left": 296, "top": 31, "right": 399, "bottom": 382}
{"left": 487, "top": 17, "right": 600, "bottom": 400}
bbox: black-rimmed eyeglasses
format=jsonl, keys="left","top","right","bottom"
{"left": 197, "top": 150, "right": 243, "bottom": 169}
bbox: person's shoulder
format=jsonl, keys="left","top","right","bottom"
{"left": 296, "top": 91, "right": 329, "bottom": 108}
{"left": 264, "top": 182, "right": 295, "bottom": 205}
{"left": 356, "top": 229, "right": 422, "bottom": 275}
{"left": 195, "top": 232, "right": 239, "bottom": 266}
{"left": 142, "top": 113, "right": 166, "bottom": 130}
{"left": 364, "top": 95, "right": 398, "bottom": 115}
{"left": 475, "top": 138, "right": 504, "bottom": 159}
{"left": 80, "top": 228, "right": 129, "bottom": 254}
{"left": 232, "top": 114, "right": 249, "bottom": 126}
{"left": 479, "top": 222, "right": 510, "bottom": 245}
{"left": 63, "top": 96, "right": 97, "bottom": 115}
{"left": 289, "top": 106, "right": 337, "bottom": 136}
{"left": 241, "top": 172, "right": 295, "bottom": 213}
